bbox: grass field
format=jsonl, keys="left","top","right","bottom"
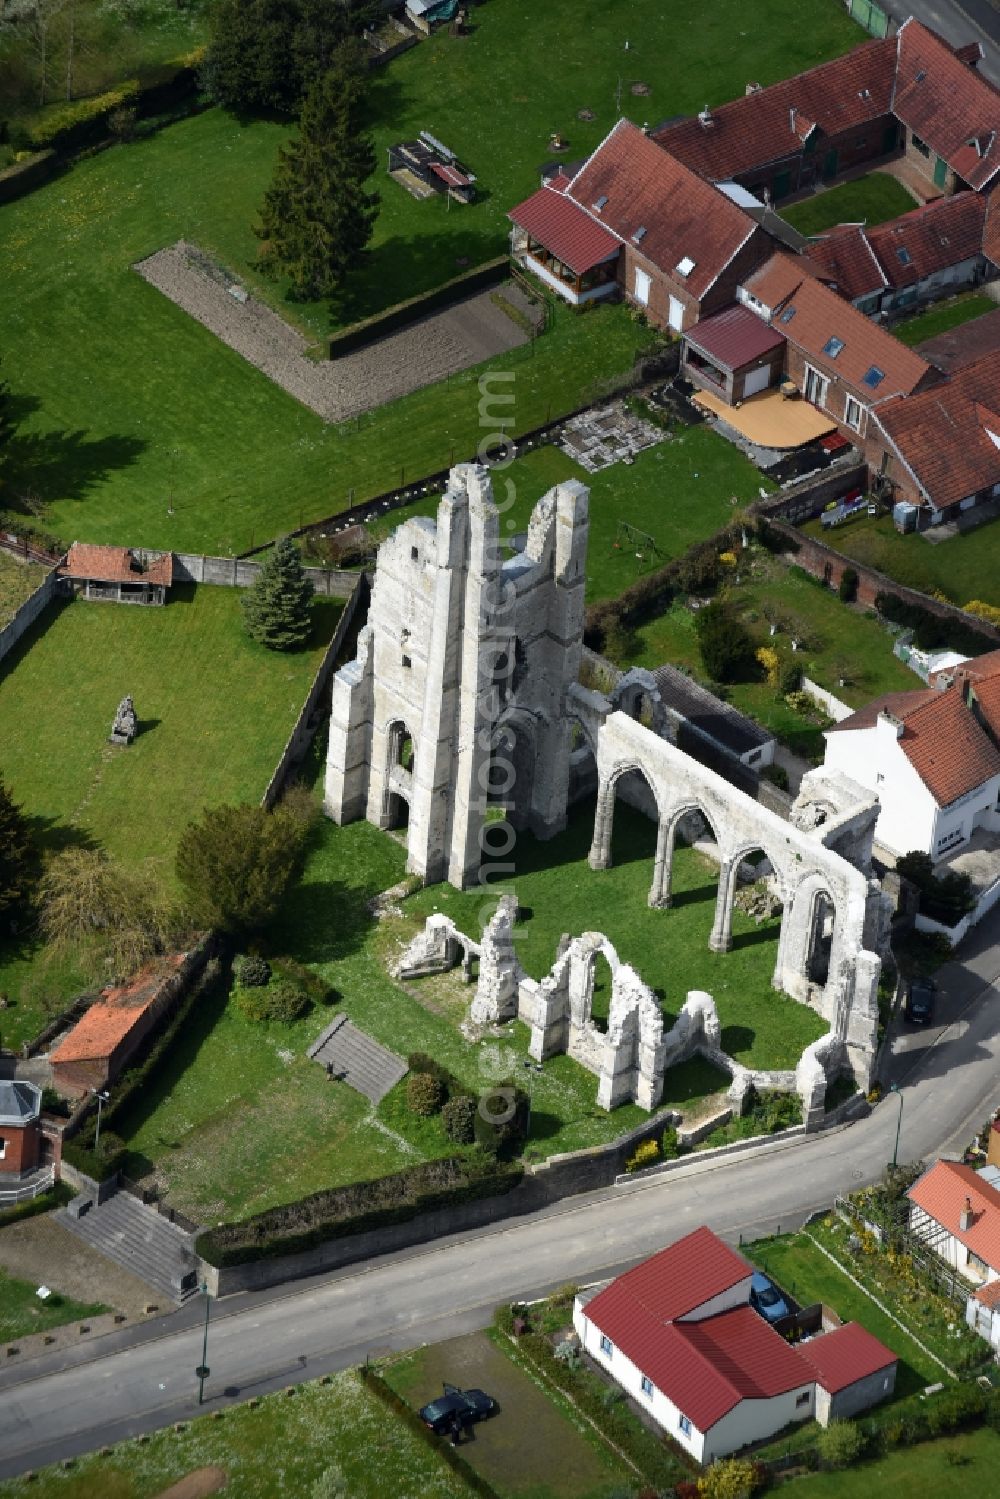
{"left": 610, "top": 548, "right": 918, "bottom": 758}
{"left": 0, "top": 553, "right": 48, "bottom": 626}
{"left": 780, "top": 172, "right": 916, "bottom": 237}
{"left": 0, "top": 1367, "right": 474, "bottom": 1498}
{"left": 0, "top": 0, "right": 864, "bottom": 553}
{"left": 799, "top": 510, "right": 1000, "bottom": 609}
{"left": 0, "top": 585, "right": 341, "bottom": 1049}
{"left": 369, "top": 428, "right": 770, "bottom": 606}
{"left": 894, "top": 290, "right": 998, "bottom": 347}
{"left": 0, "top": 1271, "right": 106, "bottom": 1345}
{"left": 785, "top": 1426, "right": 1000, "bottom": 1496}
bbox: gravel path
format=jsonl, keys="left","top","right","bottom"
{"left": 134, "top": 242, "right": 528, "bottom": 423}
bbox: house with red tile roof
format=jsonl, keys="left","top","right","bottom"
{"left": 894, "top": 18, "right": 1000, "bottom": 197}
{"left": 58, "top": 543, "right": 173, "bottom": 606}
{"left": 508, "top": 120, "right": 778, "bottom": 332}
{"left": 823, "top": 677, "right": 1000, "bottom": 859}
{"left": 49, "top": 953, "right": 191, "bottom": 1097}
{"left": 573, "top": 1226, "right": 896, "bottom": 1464}
{"left": 909, "top": 1159, "right": 1000, "bottom": 1288}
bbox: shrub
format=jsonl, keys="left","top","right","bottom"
{"left": 270, "top": 955, "right": 335, "bottom": 1005}
{"left": 625, "top": 1137, "right": 660, "bottom": 1172}
{"left": 661, "top": 1125, "right": 680, "bottom": 1159}
{"left": 441, "top": 1094, "right": 477, "bottom": 1144}
{"left": 839, "top": 567, "right": 859, "bottom": 603}
{"left": 755, "top": 645, "right": 779, "bottom": 687}
{"left": 817, "top": 1419, "right": 864, "bottom": 1469}
{"left": 761, "top": 763, "right": 789, "bottom": 791}
{"left": 876, "top": 591, "right": 995, "bottom": 656}
{"left": 779, "top": 661, "right": 802, "bottom": 695}
{"left": 897, "top": 850, "right": 976, "bottom": 925}
{"left": 235, "top": 978, "right": 310, "bottom": 1023}
{"left": 965, "top": 599, "right": 1000, "bottom": 627}
{"left": 695, "top": 602, "right": 757, "bottom": 683}
{"left": 17, "top": 81, "right": 142, "bottom": 152}
{"left": 234, "top": 953, "right": 271, "bottom": 988}
{"left": 406, "top": 1072, "right": 445, "bottom": 1117}
{"left": 63, "top": 1130, "right": 128, "bottom": 1184}
{"left": 474, "top": 1081, "right": 530, "bottom": 1156}
{"left": 698, "top": 1456, "right": 764, "bottom": 1498}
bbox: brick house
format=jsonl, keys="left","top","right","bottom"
{"left": 0, "top": 1081, "right": 44, "bottom": 1177}
{"left": 509, "top": 119, "right": 778, "bottom": 332}
{"left": 893, "top": 20, "right": 1000, "bottom": 198}
{"left": 49, "top": 953, "right": 189, "bottom": 1097}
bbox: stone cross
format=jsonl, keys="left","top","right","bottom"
{"left": 109, "top": 694, "right": 137, "bottom": 746}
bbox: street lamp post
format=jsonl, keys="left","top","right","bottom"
{"left": 195, "top": 1282, "right": 212, "bottom": 1405}
{"left": 889, "top": 1082, "right": 904, "bottom": 1169}
{"left": 91, "top": 1089, "right": 110, "bottom": 1152}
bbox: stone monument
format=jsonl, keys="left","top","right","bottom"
{"left": 109, "top": 694, "right": 137, "bottom": 746}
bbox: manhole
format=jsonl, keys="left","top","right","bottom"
{"left": 577, "top": 107, "right": 595, "bottom": 121}
{"left": 631, "top": 82, "right": 651, "bottom": 96}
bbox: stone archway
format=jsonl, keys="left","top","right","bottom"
{"left": 777, "top": 873, "right": 843, "bottom": 1000}
{"left": 587, "top": 762, "right": 663, "bottom": 904}
{"left": 381, "top": 718, "right": 416, "bottom": 830}
{"left": 649, "top": 799, "right": 725, "bottom": 911}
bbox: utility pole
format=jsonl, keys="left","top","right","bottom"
{"left": 196, "top": 1282, "right": 212, "bottom": 1404}
{"left": 890, "top": 1081, "right": 904, "bottom": 1169}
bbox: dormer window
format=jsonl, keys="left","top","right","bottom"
{"left": 779, "top": 305, "right": 796, "bottom": 324}
{"left": 896, "top": 247, "right": 912, "bottom": 266}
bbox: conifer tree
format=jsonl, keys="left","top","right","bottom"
{"left": 0, "top": 775, "right": 35, "bottom": 923}
{"left": 241, "top": 535, "right": 314, "bottom": 650}
{"left": 255, "top": 40, "right": 379, "bottom": 300}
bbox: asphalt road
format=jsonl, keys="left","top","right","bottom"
{"left": 1, "top": 940, "right": 998, "bottom": 1481}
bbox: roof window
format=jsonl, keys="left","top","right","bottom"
{"left": 822, "top": 336, "right": 845, "bottom": 358}
{"left": 593, "top": 194, "right": 608, "bottom": 212}
{"left": 915, "top": 69, "right": 926, "bottom": 83}
{"left": 675, "top": 255, "right": 695, "bottom": 276}
{"left": 633, "top": 226, "right": 648, "bottom": 244}
{"left": 896, "top": 247, "right": 912, "bottom": 265}
{"left": 862, "top": 365, "right": 886, "bottom": 389}
{"left": 779, "top": 305, "right": 797, "bottom": 324}
{"left": 859, "top": 87, "right": 871, "bottom": 100}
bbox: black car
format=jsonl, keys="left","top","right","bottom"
{"left": 905, "top": 976, "right": 937, "bottom": 1024}
{"left": 419, "top": 1386, "right": 497, "bottom": 1434}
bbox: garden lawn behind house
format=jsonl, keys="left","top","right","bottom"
{"left": 0, "top": 1270, "right": 106, "bottom": 1345}
{"left": 799, "top": 510, "right": 1000, "bottom": 610}
{"left": 783, "top": 1426, "right": 1000, "bottom": 1496}
{"left": 0, "top": 585, "right": 341, "bottom": 1050}
{"left": 780, "top": 172, "right": 917, "bottom": 236}
{"left": 0, "top": 1368, "right": 475, "bottom": 1499}
{"left": 894, "top": 291, "right": 998, "bottom": 347}
{"left": 0, "top": 553, "right": 48, "bottom": 626}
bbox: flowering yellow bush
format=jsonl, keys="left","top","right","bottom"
{"left": 719, "top": 551, "right": 738, "bottom": 567}
{"left": 756, "top": 645, "right": 780, "bottom": 687}
{"left": 965, "top": 599, "right": 1000, "bottom": 626}
{"left": 625, "top": 1138, "right": 661, "bottom": 1172}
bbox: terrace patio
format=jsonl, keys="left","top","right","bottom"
{"left": 692, "top": 387, "right": 837, "bottom": 449}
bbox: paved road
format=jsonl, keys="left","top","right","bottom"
{"left": 1, "top": 950, "right": 998, "bottom": 1481}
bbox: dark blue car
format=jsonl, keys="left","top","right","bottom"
{"left": 750, "top": 1272, "right": 790, "bottom": 1323}
{"left": 419, "top": 1386, "right": 497, "bottom": 1433}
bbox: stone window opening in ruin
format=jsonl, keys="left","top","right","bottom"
{"left": 727, "top": 845, "right": 781, "bottom": 945}
{"left": 491, "top": 637, "right": 528, "bottom": 708}
{"left": 806, "top": 887, "right": 836, "bottom": 986}
{"left": 587, "top": 948, "right": 616, "bottom": 1035}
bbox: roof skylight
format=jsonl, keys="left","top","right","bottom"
{"left": 896, "top": 247, "right": 912, "bottom": 265}
{"left": 862, "top": 365, "right": 886, "bottom": 389}
{"left": 593, "top": 195, "right": 608, "bottom": 212}
{"left": 676, "top": 255, "right": 695, "bottom": 276}
{"left": 779, "top": 305, "right": 797, "bottom": 324}
{"left": 823, "top": 336, "right": 845, "bottom": 358}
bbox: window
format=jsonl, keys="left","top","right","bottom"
{"left": 844, "top": 395, "right": 863, "bottom": 433}
{"left": 912, "top": 132, "right": 930, "bottom": 157}
{"left": 896, "top": 247, "right": 912, "bottom": 266}
{"left": 0, "top": 1137, "right": 5, "bottom": 1159}
{"left": 822, "top": 336, "right": 845, "bottom": 358}
{"left": 803, "top": 365, "right": 829, "bottom": 408}
{"left": 779, "top": 305, "right": 797, "bottom": 324}
{"left": 968, "top": 1251, "right": 989, "bottom": 1276}
{"left": 634, "top": 267, "right": 652, "bottom": 307}
{"left": 410, "top": 546, "right": 419, "bottom": 561}
{"left": 678, "top": 1414, "right": 692, "bottom": 1436}
{"left": 402, "top": 655, "right": 412, "bottom": 670}
{"left": 862, "top": 365, "right": 886, "bottom": 390}
{"left": 600, "top": 1334, "right": 613, "bottom": 1356}
{"left": 796, "top": 1392, "right": 811, "bottom": 1408}
{"left": 593, "top": 195, "right": 608, "bottom": 212}
{"left": 641, "top": 1375, "right": 654, "bottom": 1397}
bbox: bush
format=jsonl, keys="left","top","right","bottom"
{"left": 839, "top": 567, "right": 859, "bottom": 603}
{"left": 761, "top": 763, "right": 789, "bottom": 791}
{"left": 965, "top": 599, "right": 1000, "bottom": 627}
{"left": 63, "top": 1130, "right": 128, "bottom": 1184}
{"left": 661, "top": 1125, "right": 680, "bottom": 1159}
{"left": 755, "top": 645, "right": 780, "bottom": 687}
{"left": 234, "top": 978, "right": 310, "bottom": 1024}
{"left": 441, "top": 1094, "right": 477, "bottom": 1144}
{"left": 234, "top": 953, "right": 271, "bottom": 988}
{"left": 406, "top": 1072, "right": 445, "bottom": 1117}
{"left": 817, "top": 1419, "right": 864, "bottom": 1469}
{"left": 698, "top": 1456, "right": 765, "bottom": 1498}
{"left": 625, "top": 1137, "right": 661, "bottom": 1172}
{"left": 897, "top": 850, "right": 976, "bottom": 925}
{"left": 695, "top": 601, "right": 758, "bottom": 683}
{"left": 16, "top": 81, "right": 142, "bottom": 152}
{"left": 779, "top": 661, "right": 803, "bottom": 695}
{"left": 270, "top": 955, "right": 335, "bottom": 1005}
{"left": 876, "top": 591, "right": 996, "bottom": 656}
{"left": 473, "top": 1081, "right": 530, "bottom": 1157}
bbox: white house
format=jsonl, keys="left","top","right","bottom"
{"left": 822, "top": 683, "right": 1000, "bottom": 860}
{"left": 573, "top": 1226, "right": 897, "bottom": 1465}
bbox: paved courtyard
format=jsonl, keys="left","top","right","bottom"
{"left": 135, "top": 242, "right": 529, "bottom": 423}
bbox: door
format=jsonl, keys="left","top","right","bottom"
{"left": 804, "top": 365, "right": 828, "bottom": 407}
{"left": 823, "top": 148, "right": 839, "bottom": 179}
{"left": 668, "top": 295, "right": 684, "bottom": 332}
{"left": 882, "top": 122, "right": 899, "bottom": 154}
{"left": 933, "top": 155, "right": 948, "bottom": 188}
{"left": 634, "top": 267, "right": 651, "bottom": 306}
{"left": 772, "top": 170, "right": 791, "bottom": 199}
{"left": 744, "top": 366, "right": 771, "bottom": 398}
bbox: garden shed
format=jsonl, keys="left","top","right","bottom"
{"left": 58, "top": 543, "right": 173, "bottom": 606}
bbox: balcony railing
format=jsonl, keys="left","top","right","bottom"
{"left": 0, "top": 1166, "right": 54, "bottom": 1205}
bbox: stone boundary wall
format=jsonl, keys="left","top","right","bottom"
{"left": 801, "top": 676, "right": 853, "bottom": 723}
{"left": 614, "top": 1123, "right": 806, "bottom": 1185}
{"left": 172, "top": 552, "right": 356, "bottom": 598}
{"left": 755, "top": 462, "right": 869, "bottom": 526}
{"left": 0, "top": 566, "right": 59, "bottom": 667}
{"left": 261, "top": 574, "right": 369, "bottom": 810}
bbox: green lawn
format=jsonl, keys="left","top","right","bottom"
{"left": 780, "top": 172, "right": 917, "bottom": 237}
{"left": 0, "top": 1270, "right": 106, "bottom": 1345}
{"left": 0, "top": 1368, "right": 474, "bottom": 1498}
{"left": 785, "top": 1426, "right": 1000, "bottom": 1496}
{"left": 0, "top": 585, "right": 341, "bottom": 1049}
{"left": 609, "top": 548, "right": 919, "bottom": 758}
{"left": 0, "top": 553, "right": 48, "bottom": 626}
{"left": 800, "top": 510, "right": 1000, "bottom": 610}
{"left": 894, "top": 291, "right": 998, "bottom": 347}
{"left": 369, "top": 428, "right": 771, "bottom": 606}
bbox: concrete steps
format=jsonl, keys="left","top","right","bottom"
{"left": 56, "top": 1191, "right": 200, "bottom": 1306}
{"left": 308, "top": 1015, "right": 408, "bottom": 1104}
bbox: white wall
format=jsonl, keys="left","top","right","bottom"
{"left": 677, "top": 1276, "right": 753, "bottom": 1323}
{"left": 823, "top": 721, "right": 938, "bottom": 856}
{"left": 704, "top": 1387, "right": 814, "bottom": 1463}
{"left": 909, "top": 1206, "right": 1000, "bottom": 1284}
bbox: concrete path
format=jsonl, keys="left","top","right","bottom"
{"left": 1, "top": 957, "right": 998, "bottom": 1478}
{"left": 135, "top": 243, "right": 528, "bottom": 424}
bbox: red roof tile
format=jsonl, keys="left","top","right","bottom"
{"left": 805, "top": 224, "right": 887, "bottom": 302}
{"left": 985, "top": 187, "right": 1000, "bottom": 267}
{"left": 50, "top": 955, "right": 185, "bottom": 1064}
{"left": 742, "top": 253, "right": 933, "bottom": 401}
{"left": 508, "top": 184, "right": 620, "bottom": 276}
{"left": 914, "top": 305, "right": 1000, "bottom": 370}
{"left": 893, "top": 20, "right": 1000, "bottom": 192}
{"left": 566, "top": 120, "right": 760, "bottom": 299}
{"left": 652, "top": 38, "right": 896, "bottom": 182}
{"left": 878, "top": 347, "right": 1000, "bottom": 510}
{"left": 973, "top": 1278, "right": 1000, "bottom": 1308}
{"left": 586, "top": 1226, "right": 752, "bottom": 1327}
{"left": 796, "top": 1322, "right": 897, "bottom": 1393}
{"left": 826, "top": 688, "right": 937, "bottom": 733}
{"left": 909, "top": 1160, "right": 1000, "bottom": 1271}
{"left": 684, "top": 304, "right": 786, "bottom": 369}
{"left": 58, "top": 543, "right": 173, "bottom": 588}
{"left": 866, "top": 192, "right": 987, "bottom": 289}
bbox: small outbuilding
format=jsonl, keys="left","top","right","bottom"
{"left": 58, "top": 543, "right": 173, "bottom": 606}
{"left": 0, "top": 1080, "right": 44, "bottom": 1177}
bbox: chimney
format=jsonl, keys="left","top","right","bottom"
{"left": 876, "top": 710, "right": 904, "bottom": 740}
{"left": 745, "top": 81, "right": 762, "bottom": 95}
{"left": 698, "top": 105, "right": 714, "bottom": 129}
{"left": 960, "top": 1197, "right": 974, "bottom": 1232}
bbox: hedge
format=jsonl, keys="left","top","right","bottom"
{"left": 875, "top": 591, "right": 997, "bottom": 656}
{"left": 62, "top": 1132, "right": 128, "bottom": 1183}
{"left": 196, "top": 1153, "right": 523, "bottom": 1267}
{"left": 357, "top": 1366, "right": 502, "bottom": 1499}
{"left": 407, "top": 1051, "right": 474, "bottom": 1101}
{"left": 0, "top": 149, "right": 57, "bottom": 206}
{"left": 270, "top": 954, "right": 336, "bottom": 1006}
{"left": 326, "top": 257, "right": 510, "bottom": 358}
{"left": 0, "top": 1181, "right": 73, "bottom": 1229}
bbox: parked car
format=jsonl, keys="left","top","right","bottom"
{"left": 419, "top": 1386, "right": 498, "bottom": 1434}
{"left": 749, "top": 1271, "right": 790, "bottom": 1324}
{"left": 905, "top": 976, "right": 937, "bottom": 1025}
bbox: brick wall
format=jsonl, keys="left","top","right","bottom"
{"left": 0, "top": 1121, "right": 40, "bottom": 1175}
